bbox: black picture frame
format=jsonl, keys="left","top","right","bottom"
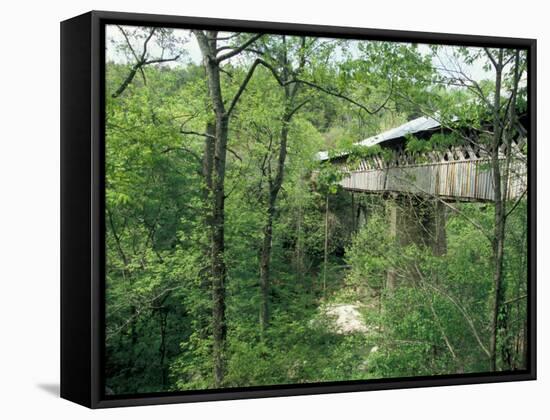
{"left": 60, "top": 10, "right": 537, "bottom": 409}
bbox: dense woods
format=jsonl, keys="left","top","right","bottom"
{"left": 104, "top": 25, "right": 528, "bottom": 394}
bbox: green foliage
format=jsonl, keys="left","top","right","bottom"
{"left": 104, "top": 28, "right": 528, "bottom": 394}
{"left": 346, "top": 210, "right": 393, "bottom": 293}
{"left": 343, "top": 200, "right": 526, "bottom": 378}
{"left": 316, "top": 163, "right": 344, "bottom": 195}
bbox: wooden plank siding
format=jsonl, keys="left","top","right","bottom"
{"left": 340, "top": 157, "right": 527, "bottom": 202}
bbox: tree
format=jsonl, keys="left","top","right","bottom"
{"left": 110, "top": 25, "right": 184, "bottom": 98}
{"left": 389, "top": 44, "right": 527, "bottom": 370}
{"left": 244, "top": 36, "right": 403, "bottom": 330}
{"left": 483, "top": 48, "right": 525, "bottom": 371}
{"left": 105, "top": 58, "right": 205, "bottom": 392}
{"left": 191, "top": 30, "right": 264, "bottom": 386}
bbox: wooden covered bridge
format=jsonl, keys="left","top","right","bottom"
{"left": 319, "top": 116, "right": 527, "bottom": 285}
{"left": 319, "top": 116, "right": 527, "bottom": 202}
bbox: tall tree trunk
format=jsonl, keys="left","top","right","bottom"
{"left": 259, "top": 110, "right": 291, "bottom": 332}
{"left": 489, "top": 49, "right": 523, "bottom": 371}
{"left": 490, "top": 168, "right": 506, "bottom": 372}
{"left": 197, "top": 122, "right": 215, "bottom": 340}
{"left": 194, "top": 31, "right": 229, "bottom": 387}
{"left": 158, "top": 307, "right": 168, "bottom": 387}
{"left": 202, "top": 122, "right": 215, "bottom": 195}
{"left": 211, "top": 113, "right": 229, "bottom": 387}
{"left": 193, "top": 28, "right": 265, "bottom": 386}
{"left": 489, "top": 50, "right": 505, "bottom": 372}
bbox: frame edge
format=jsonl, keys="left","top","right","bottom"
{"left": 60, "top": 11, "right": 94, "bottom": 408}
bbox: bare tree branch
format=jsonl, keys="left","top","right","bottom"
{"left": 111, "top": 27, "right": 180, "bottom": 98}
{"left": 216, "top": 33, "right": 264, "bottom": 63}
{"left": 418, "top": 271, "right": 491, "bottom": 359}
{"left": 287, "top": 99, "right": 310, "bottom": 119}
{"left": 117, "top": 25, "right": 141, "bottom": 62}
{"left": 484, "top": 47, "right": 499, "bottom": 70}
{"left": 141, "top": 27, "right": 157, "bottom": 60}
{"left": 226, "top": 57, "right": 392, "bottom": 117}
{"left": 429, "top": 298, "right": 458, "bottom": 361}
{"left": 292, "top": 78, "right": 393, "bottom": 115}
{"left": 505, "top": 188, "right": 527, "bottom": 219}
{"left": 144, "top": 56, "right": 181, "bottom": 65}
{"left": 162, "top": 145, "right": 203, "bottom": 164}
{"left": 180, "top": 129, "right": 216, "bottom": 139}
{"left": 227, "top": 146, "right": 242, "bottom": 162}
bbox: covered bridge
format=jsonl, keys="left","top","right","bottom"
{"left": 319, "top": 116, "right": 527, "bottom": 202}
{"left": 319, "top": 116, "right": 527, "bottom": 283}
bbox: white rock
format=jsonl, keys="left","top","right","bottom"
{"left": 324, "top": 304, "right": 369, "bottom": 334}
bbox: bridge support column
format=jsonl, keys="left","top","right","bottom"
{"left": 429, "top": 200, "right": 447, "bottom": 257}
{"left": 386, "top": 199, "right": 398, "bottom": 290}
{"left": 386, "top": 196, "right": 447, "bottom": 289}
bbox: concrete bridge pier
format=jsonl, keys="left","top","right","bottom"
{"left": 386, "top": 195, "right": 447, "bottom": 289}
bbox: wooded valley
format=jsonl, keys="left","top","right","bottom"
{"left": 104, "top": 25, "right": 529, "bottom": 395}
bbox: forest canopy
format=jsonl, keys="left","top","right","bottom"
{"left": 104, "top": 25, "right": 528, "bottom": 395}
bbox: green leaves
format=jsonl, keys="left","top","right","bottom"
{"left": 104, "top": 29, "right": 528, "bottom": 393}
{"left": 316, "top": 162, "right": 344, "bottom": 195}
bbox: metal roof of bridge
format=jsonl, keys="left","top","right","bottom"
{"left": 318, "top": 116, "right": 441, "bottom": 161}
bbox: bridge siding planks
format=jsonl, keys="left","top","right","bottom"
{"left": 341, "top": 158, "right": 527, "bottom": 202}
